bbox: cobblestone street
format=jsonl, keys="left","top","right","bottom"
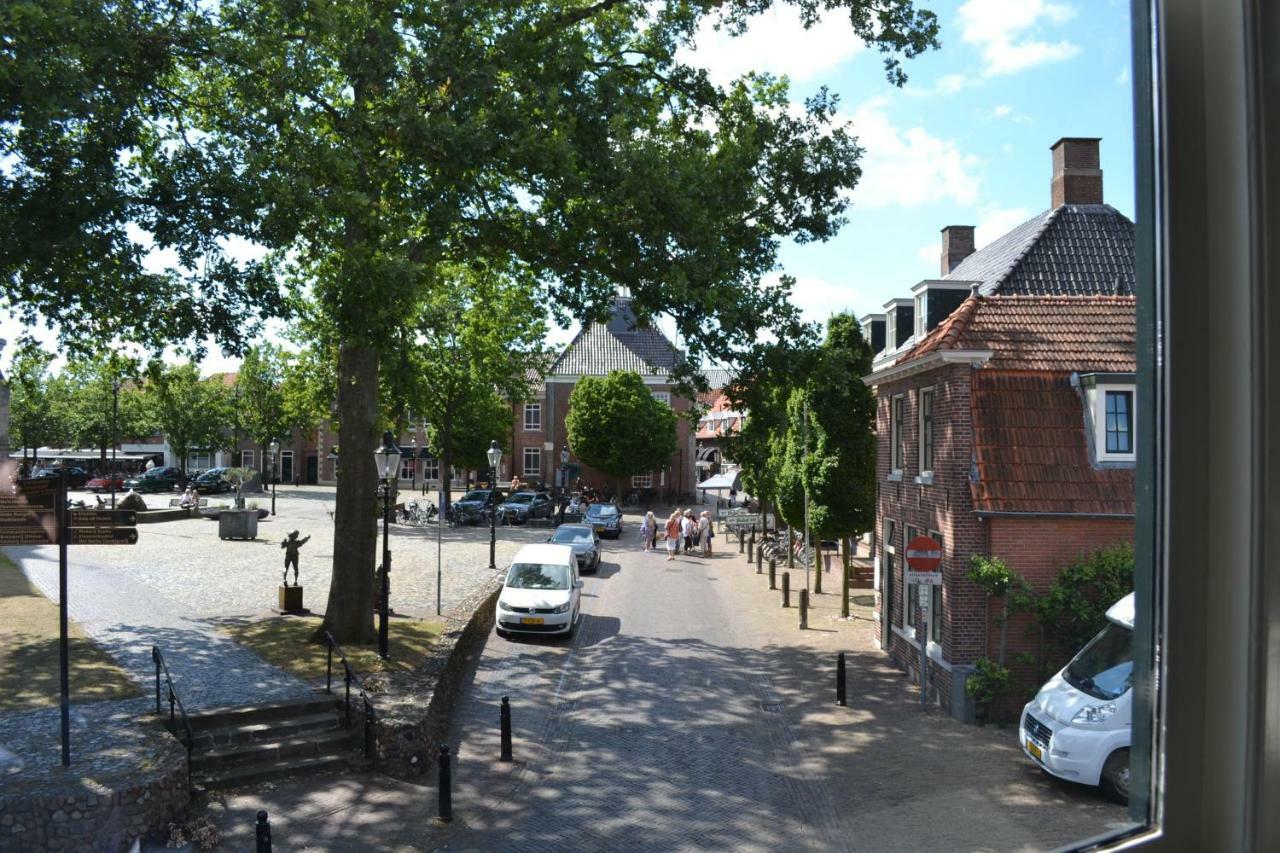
{"left": 196, "top": 509, "right": 1129, "bottom": 852}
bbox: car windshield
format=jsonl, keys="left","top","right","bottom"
{"left": 461, "top": 491, "right": 488, "bottom": 502}
{"left": 506, "top": 493, "right": 533, "bottom": 504}
{"left": 1063, "top": 622, "right": 1133, "bottom": 700}
{"left": 551, "top": 527, "right": 593, "bottom": 543}
{"left": 587, "top": 505, "right": 618, "bottom": 518}
{"left": 505, "top": 562, "right": 571, "bottom": 590}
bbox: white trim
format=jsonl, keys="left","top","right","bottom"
{"left": 890, "top": 394, "right": 905, "bottom": 475}
{"left": 918, "top": 386, "right": 935, "bottom": 477}
{"left": 926, "top": 640, "right": 950, "bottom": 669}
{"left": 909, "top": 279, "right": 979, "bottom": 296}
{"left": 863, "top": 349, "right": 995, "bottom": 387}
{"left": 546, "top": 374, "right": 672, "bottom": 385}
{"left": 523, "top": 402, "right": 542, "bottom": 432}
{"left": 881, "top": 297, "right": 913, "bottom": 311}
{"left": 891, "top": 624, "right": 918, "bottom": 644}
{"left": 1095, "top": 384, "right": 1137, "bottom": 462}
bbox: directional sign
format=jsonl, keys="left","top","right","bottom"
{"left": 0, "top": 491, "right": 57, "bottom": 509}
{"left": 68, "top": 527, "right": 138, "bottom": 545}
{"left": 67, "top": 510, "right": 137, "bottom": 527}
{"left": 15, "top": 476, "right": 57, "bottom": 493}
{"left": 0, "top": 525, "right": 55, "bottom": 545}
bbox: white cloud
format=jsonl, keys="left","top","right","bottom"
{"left": 683, "top": 7, "right": 865, "bottom": 87}
{"left": 903, "top": 72, "right": 975, "bottom": 98}
{"left": 846, "top": 99, "right": 982, "bottom": 208}
{"left": 957, "top": 0, "right": 1081, "bottom": 76}
{"left": 766, "top": 272, "right": 864, "bottom": 327}
{"left": 975, "top": 206, "right": 1034, "bottom": 247}
{"left": 992, "top": 104, "right": 1015, "bottom": 118}
{"left": 1116, "top": 66, "right": 1131, "bottom": 85}
{"left": 917, "top": 242, "right": 939, "bottom": 267}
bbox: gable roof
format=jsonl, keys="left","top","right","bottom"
{"left": 945, "top": 204, "right": 1135, "bottom": 297}
{"left": 550, "top": 297, "right": 684, "bottom": 377}
{"left": 970, "top": 370, "right": 1135, "bottom": 516}
{"left": 899, "top": 295, "right": 1136, "bottom": 372}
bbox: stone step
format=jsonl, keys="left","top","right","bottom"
{"left": 190, "top": 728, "right": 354, "bottom": 772}
{"left": 193, "top": 752, "right": 353, "bottom": 791}
{"left": 191, "top": 711, "right": 345, "bottom": 750}
{"left": 182, "top": 695, "right": 342, "bottom": 732}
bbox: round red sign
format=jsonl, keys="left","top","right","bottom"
{"left": 905, "top": 535, "right": 943, "bottom": 572}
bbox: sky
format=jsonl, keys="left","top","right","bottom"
{"left": 0, "top": 0, "right": 1135, "bottom": 375}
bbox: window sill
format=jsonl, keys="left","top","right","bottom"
{"left": 887, "top": 470, "right": 903, "bottom": 483}
{"left": 926, "top": 641, "right": 950, "bottom": 669}
{"left": 915, "top": 471, "right": 934, "bottom": 485}
{"left": 891, "top": 624, "right": 917, "bottom": 644}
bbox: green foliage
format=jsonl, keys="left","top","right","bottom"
{"left": 965, "top": 657, "right": 1013, "bottom": 705}
{"left": 433, "top": 392, "right": 514, "bottom": 474}
{"left": 565, "top": 371, "right": 678, "bottom": 487}
{"left": 48, "top": 353, "right": 150, "bottom": 456}
{"left": 6, "top": 338, "right": 61, "bottom": 452}
{"left": 234, "top": 344, "right": 293, "bottom": 454}
{"left": 141, "top": 362, "right": 233, "bottom": 474}
{"left": 1037, "top": 543, "right": 1136, "bottom": 662}
{"left": 967, "top": 555, "right": 1016, "bottom": 599}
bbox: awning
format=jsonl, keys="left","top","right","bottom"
{"left": 697, "top": 470, "right": 741, "bottom": 491}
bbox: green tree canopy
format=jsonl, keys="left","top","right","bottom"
{"left": 6, "top": 338, "right": 62, "bottom": 458}
{"left": 566, "top": 371, "right": 678, "bottom": 494}
{"left": 48, "top": 353, "right": 150, "bottom": 462}
{"left": 142, "top": 361, "right": 232, "bottom": 476}
{"left": 235, "top": 344, "right": 293, "bottom": 468}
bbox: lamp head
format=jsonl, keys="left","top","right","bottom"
{"left": 486, "top": 440, "right": 502, "bottom": 470}
{"left": 374, "top": 431, "right": 401, "bottom": 481}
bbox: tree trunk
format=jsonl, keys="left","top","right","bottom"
{"left": 440, "top": 418, "right": 455, "bottom": 520}
{"left": 840, "top": 535, "right": 851, "bottom": 618}
{"left": 315, "top": 343, "right": 379, "bottom": 645}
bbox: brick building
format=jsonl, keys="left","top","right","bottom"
{"left": 863, "top": 138, "right": 1136, "bottom": 722}
{"left": 509, "top": 297, "right": 697, "bottom": 499}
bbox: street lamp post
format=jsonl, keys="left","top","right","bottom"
{"left": 412, "top": 426, "right": 418, "bottom": 493}
{"left": 374, "top": 431, "right": 400, "bottom": 660}
{"left": 487, "top": 440, "right": 502, "bottom": 570}
{"left": 560, "top": 445, "right": 569, "bottom": 496}
{"left": 268, "top": 440, "right": 279, "bottom": 516}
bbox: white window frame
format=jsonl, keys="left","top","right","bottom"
{"left": 926, "top": 529, "right": 944, "bottom": 650}
{"left": 884, "top": 519, "right": 898, "bottom": 626}
{"left": 918, "top": 387, "right": 935, "bottom": 476}
{"left": 652, "top": 391, "right": 671, "bottom": 406}
{"left": 632, "top": 473, "right": 652, "bottom": 488}
{"left": 523, "top": 403, "right": 542, "bottom": 432}
{"left": 522, "top": 446, "right": 541, "bottom": 477}
{"left": 889, "top": 395, "right": 905, "bottom": 475}
{"left": 421, "top": 456, "right": 440, "bottom": 482}
{"left": 1096, "top": 384, "right": 1137, "bottom": 462}
{"left": 240, "top": 449, "right": 255, "bottom": 470}
{"left": 189, "top": 451, "right": 212, "bottom": 470}
{"left": 400, "top": 456, "right": 415, "bottom": 481}
{"left": 903, "top": 525, "right": 921, "bottom": 635}
{"left": 279, "top": 450, "right": 294, "bottom": 482}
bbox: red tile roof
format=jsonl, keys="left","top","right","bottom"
{"left": 899, "top": 295, "right": 1136, "bottom": 372}
{"left": 970, "top": 370, "right": 1135, "bottom": 515}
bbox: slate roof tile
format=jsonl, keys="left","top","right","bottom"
{"left": 550, "top": 297, "right": 684, "bottom": 376}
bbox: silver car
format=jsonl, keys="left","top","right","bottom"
{"left": 547, "top": 523, "right": 601, "bottom": 573}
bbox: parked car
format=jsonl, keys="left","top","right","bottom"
{"left": 124, "top": 466, "right": 184, "bottom": 493}
{"left": 1020, "top": 592, "right": 1134, "bottom": 803}
{"left": 494, "top": 543, "right": 582, "bottom": 639}
{"left": 498, "top": 491, "right": 554, "bottom": 524}
{"left": 451, "top": 488, "right": 505, "bottom": 524}
{"left": 547, "top": 523, "right": 601, "bottom": 573}
{"left": 584, "top": 502, "right": 623, "bottom": 539}
{"left": 30, "top": 466, "right": 92, "bottom": 488}
{"left": 193, "top": 467, "right": 234, "bottom": 494}
{"left": 85, "top": 473, "right": 125, "bottom": 492}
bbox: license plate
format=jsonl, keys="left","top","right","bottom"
{"left": 521, "top": 617, "right": 544, "bottom": 625}
{"left": 594, "top": 526, "right": 604, "bottom": 533}
{"left": 1027, "top": 739, "right": 1044, "bottom": 762}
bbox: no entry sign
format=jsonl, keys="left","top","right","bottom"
{"left": 905, "top": 535, "right": 943, "bottom": 584}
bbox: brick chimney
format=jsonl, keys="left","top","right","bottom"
{"left": 940, "top": 225, "right": 975, "bottom": 276}
{"left": 1050, "top": 137, "right": 1103, "bottom": 207}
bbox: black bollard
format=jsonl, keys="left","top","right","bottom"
{"left": 836, "top": 652, "right": 847, "bottom": 706}
{"left": 782, "top": 571, "right": 791, "bottom": 608}
{"left": 255, "top": 810, "right": 272, "bottom": 853}
{"left": 500, "top": 696, "right": 513, "bottom": 762}
{"left": 756, "top": 545, "right": 763, "bottom": 574}
{"left": 769, "top": 559, "right": 777, "bottom": 590}
{"left": 799, "top": 589, "right": 809, "bottom": 629}
{"left": 747, "top": 535, "right": 754, "bottom": 563}
{"left": 438, "top": 743, "right": 453, "bottom": 823}
{"left": 739, "top": 530, "right": 745, "bottom": 554}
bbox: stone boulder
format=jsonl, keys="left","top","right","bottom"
{"left": 118, "top": 491, "right": 148, "bottom": 512}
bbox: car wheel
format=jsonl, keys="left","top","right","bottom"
{"left": 565, "top": 612, "right": 578, "bottom": 640}
{"left": 495, "top": 628, "right": 509, "bottom": 639}
{"left": 1101, "top": 748, "right": 1130, "bottom": 804}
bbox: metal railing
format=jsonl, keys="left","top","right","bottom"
{"left": 152, "top": 645, "right": 194, "bottom": 774}
{"left": 323, "top": 631, "right": 377, "bottom": 764}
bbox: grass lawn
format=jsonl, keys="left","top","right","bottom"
{"left": 223, "top": 615, "right": 445, "bottom": 685}
{"left": 0, "top": 554, "right": 142, "bottom": 713}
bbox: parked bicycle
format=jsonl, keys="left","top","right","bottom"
{"left": 396, "top": 499, "right": 437, "bottom": 526}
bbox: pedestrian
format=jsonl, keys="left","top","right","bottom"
{"left": 639, "top": 511, "right": 654, "bottom": 552}
{"left": 682, "top": 509, "right": 695, "bottom": 554}
{"left": 699, "top": 511, "right": 712, "bottom": 556}
{"left": 664, "top": 512, "right": 681, "bottom": 561}
{"left": 644, "top": 511, "right": 658, "bottom": 551}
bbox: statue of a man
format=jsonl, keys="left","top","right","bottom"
{"left": 280, "top": 530, "right": 310, "bottom": 586}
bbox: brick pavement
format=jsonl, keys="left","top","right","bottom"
{"left": 188, "top": 507, "right": 1130, "bottom": 852}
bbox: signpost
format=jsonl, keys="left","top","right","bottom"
{"left": 2, "top": 473, "right": 138, "bottom": 766}
{"left": 904, "top": 535, "right": 943, "bottom": 710}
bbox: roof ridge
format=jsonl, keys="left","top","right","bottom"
{"left": 985, "top": 205, "right": 1062, "bottom": 294}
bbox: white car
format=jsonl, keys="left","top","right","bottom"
{"left": 495, "top": 543, "right": 583, "bottom": 638}
{"left": 1020, "top": 592, "right": 1134, "bottom": 802}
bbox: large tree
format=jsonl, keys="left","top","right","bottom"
{"left": 134, "top": 0, "right": 939, "bottom": 644}
{"left": 142, "top": 361, "right": 232, "bottom": 478}
{"left": 566, "top": 371, "right": 678, "bottom": 495}
{"left": 235, "top": 344, "right": 293, "bottom": 473}
{"left": 48, "top": 353, "right": 150, "bottom": 464}
{"left": 6, "top": 338, "right": 62, "bottom": 462}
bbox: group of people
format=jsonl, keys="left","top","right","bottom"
{"left": 638, "top": 508, "right": 713, "bottom": 561}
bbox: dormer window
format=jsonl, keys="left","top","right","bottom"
{"left": 1079, "top": 373, "right": 1137, "bottom": 463}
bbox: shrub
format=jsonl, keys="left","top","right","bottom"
{"left": 965, "top": 657, "right": 1012, "bottom": 705}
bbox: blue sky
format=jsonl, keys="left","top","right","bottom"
{"left": 0, "top": 0, "right": 1135, "bottom": 375}
{"left": 695, "top": 0, "right": 1136, "bottom": 328}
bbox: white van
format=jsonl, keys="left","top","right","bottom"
{"left": 1019, "top": 592, "right": 1134, "bottom": 802}
{"left": 494, "top": 543, "right": 583, "bottom": 639}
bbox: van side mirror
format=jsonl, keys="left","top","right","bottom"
{"left": 574, "top": 580, "right": 584, "bottom": 589}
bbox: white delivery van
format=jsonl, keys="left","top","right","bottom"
{"left": 1019, "top": 592, "right": 1134, "bottom": 802}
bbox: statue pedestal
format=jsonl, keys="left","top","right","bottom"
{"left": 274, "top": 584, "right": 310, "bottom": 615}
